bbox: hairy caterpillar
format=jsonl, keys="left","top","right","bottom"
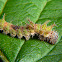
{"left": 0, "top": 14, "right": 58, "bottom": 44}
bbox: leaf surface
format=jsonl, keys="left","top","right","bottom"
{"left": 0, "top": 0, "right": 7, "bottom": 15}
{"left": 37, "top": 38, "right": 62, "bottom": 62}
{"left": 0, "top": 0, "right": 62, "bottom": 62}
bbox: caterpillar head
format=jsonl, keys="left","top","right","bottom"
{"left": 39, "top": 31, "right": 58, "bottom": 44}
{"left": 47, "top": 31, "right": 58, "bottom": 44}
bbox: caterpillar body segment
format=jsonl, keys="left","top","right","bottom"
{"left": 16, "top": 29, "right": 23, "bottom": 39}
{"left": 0, "top": 14, "right": 58, "bottom": 44}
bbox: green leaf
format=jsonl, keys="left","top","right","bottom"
{"left": 3, "top": 0, "right": 47, "bottom": 24}
{"left": 0, "top": 33, "right": 24, "bottom": 62}
{"left": 37, "top": 37, "right": 62, "bottom": 62}
{"left": 0, "top": 0, "right": 7, "bottom": 15}
{"left": 0, "top": 50, "right": 9, "bottom": 62}
{"left": 0, "top": 0, "right": 62, "bottom": 62}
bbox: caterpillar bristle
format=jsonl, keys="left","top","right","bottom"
{"left": 0, "top": 14, "right": 58, "bottom": 44}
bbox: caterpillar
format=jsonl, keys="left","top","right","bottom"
{"left": 0, "top": 14, "right": 58, "bottom": 44}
